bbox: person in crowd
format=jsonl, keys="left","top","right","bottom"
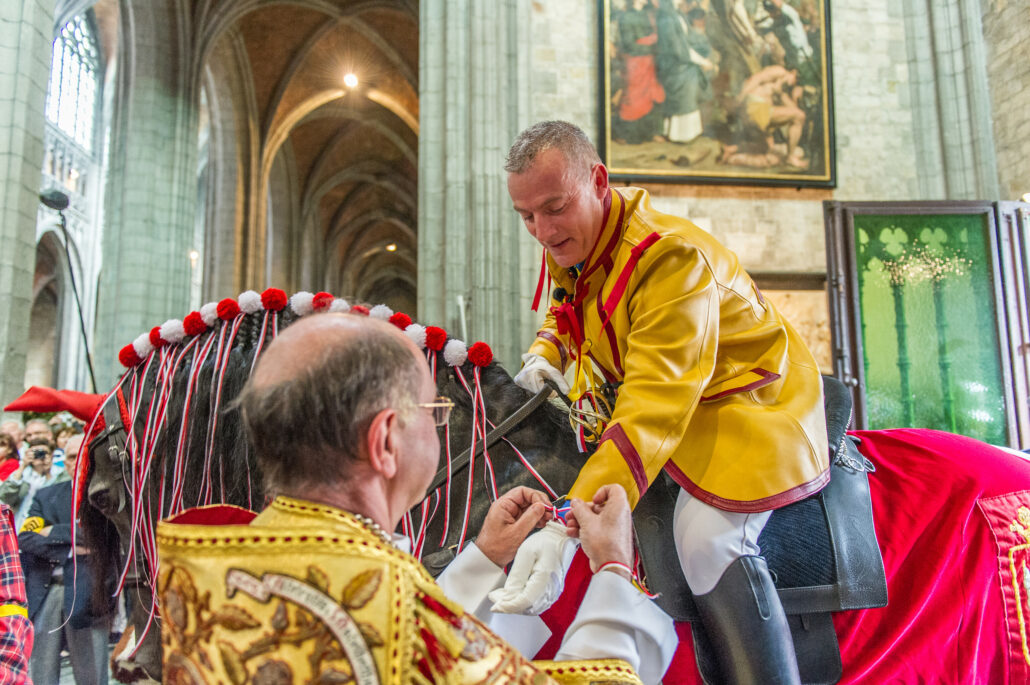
{"left": 0, "top": 422, "right": 24, "bottom": 457}
{"left": 23, "top": 419, "right": 53, "bottom": 446}
{"left": 0, "top": 436, "right": 20, "bottom": 481}
{"left": 19, "top": 434, "right": 111, "bottom": 684}
{"left": 155, "top": 313, "right": 677, "bottom": 684}
{"left": 0, "top": 437, "right": 66, "bottom": 528}
{"left": 500, "top": 120, "right": 828, "bottom": 683}
{"left": 54, "top": 426, "right": 76, "bottom": 453}
{"left": 0, "top": 502, "right": 32, "bottom": 681}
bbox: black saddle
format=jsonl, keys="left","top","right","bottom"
{"left": 632, "top": 375, "right": 887, "bottom": 685}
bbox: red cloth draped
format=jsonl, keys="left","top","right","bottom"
{"left": 540, "top": 429, "right": 1030, "bottom": 683}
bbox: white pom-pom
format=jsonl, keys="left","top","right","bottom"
{"left": 404, "top": 323, "right": 427, "bottom": 349}
{"left": 132, "top": 333, "right": 154, "bottom": 359}
{"left": 329, "top": 298, "right": 351, "bottom": 313}
{"left": 443, "top": 339, "right": 468, "bottom": 366}
{"left": 159, "top": 319, "right": 186, "bottom": 344}
{"left": 199, "top": 302, "right": 219, "bottom": 327}
{"left": 238, "top": 290, "right": 262, "bottom": 314}
{"left": 369, "top": 304, "right": 393, "bottom": 320}
{"left": 290, "top": 291, "right": 315, "bottom": 316}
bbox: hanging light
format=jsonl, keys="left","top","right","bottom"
{"left": 385, "top": 243, "right": 397, "bottom": 252}
{"left": 343, "top": 72, "right": 359, "bottom": 88}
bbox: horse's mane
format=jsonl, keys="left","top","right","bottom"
{"left": 81, "top": 291, "right": 573, "bottom": 610}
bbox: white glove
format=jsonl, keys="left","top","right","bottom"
{"left": 513, "top": 353, "right": 570, "bottom": 395}
{"left": 488, "top": 521, "right": 579, "bottom": 615}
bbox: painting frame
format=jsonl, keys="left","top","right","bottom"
{"left": 598, "top": 0, "right": 836, "bottom": 187}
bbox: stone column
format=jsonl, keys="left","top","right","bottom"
{"left": 94, "top": 0, "right": 199, "bottom": 384}
{"left": 418, "top": 0, "right": 541, "bottom": 372}
{"left": 0, "top": 0, "right": 55, "bottom": 417}
{"left": 902, "top": 0, "right": 999, "bottom": 200}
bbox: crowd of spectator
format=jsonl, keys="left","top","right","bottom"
{"left": 0, "top": 414, "right": 113, "bottom": 684}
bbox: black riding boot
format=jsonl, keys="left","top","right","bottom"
{"left": 693, "top": 555, "right": 801, "bottom": 685}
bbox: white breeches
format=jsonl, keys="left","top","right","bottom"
{"left": 672, "top": 488, "right": 773, "bottom": 595}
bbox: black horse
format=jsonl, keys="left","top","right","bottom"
{"left": 79, "top": 305, "right": 587, "bottom": 682}
{"left": 79, "top": 300, "right": 1030, "bottom": 683}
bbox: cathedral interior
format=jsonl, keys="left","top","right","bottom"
{"left": 1, "top": 0, "right": 1028, "bottom": 443}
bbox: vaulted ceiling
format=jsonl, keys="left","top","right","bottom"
{"left": 202, "top": 0, "right": 418, "bottom": 313}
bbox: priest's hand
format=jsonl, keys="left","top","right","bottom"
{"left": 475, "top": 486, "right": 550, "bottom": 567}
{"left": 488, "top": 520, "right": 578, "bottom": 615}
{"left": 566, "top": 484, "right": 634, "bottom": 578}
{"left": 513, "top": 353, "right": 570, "bottom": 395}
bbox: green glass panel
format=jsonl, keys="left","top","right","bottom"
{"left": 853, "top": 213, "right": 1007, "bottom": 444}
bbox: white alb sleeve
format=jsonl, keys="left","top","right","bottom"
{"left": 436, "top": 542, "right": 507, "bottom": 623}
{"left": 555, "top": 571, "right": 679, "bottom": 685}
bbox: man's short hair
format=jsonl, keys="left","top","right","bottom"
{"left": 504, "top": 120, "right": 601, "bottom": 177}
{"left": 238, "top": 318, "right": 424, "bottom": 493}
{"left": 26, "top": 436, "right": 53, "bottom": 451}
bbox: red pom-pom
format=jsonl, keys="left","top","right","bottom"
{"left": 351, "top": 305, "right": 370, "bottom": 316}
{"left": 389, "top": 312, "right": 412, "bottom": 329}
{"left": 183, "top": 311, "right": 207, "bottom": 336}
{"left": 312, "top": 292, "right": 334, "bottom": 310}
{"left": 119, "top": 344, "right": 142, "bottom": 367}
{"left": 261, "top": 288, "right": 288, "bottom": 311}
{"left": 425, "top": 326, "right": 447, "bottom": 351}
{"left": 217, "top": 298, "right": 241, "bottom": 321}
{"left": 149, "top": 326, "right": 167, "bottom": 348}
{"left": 468, "top": 341, "right": 493, "bottom": 367}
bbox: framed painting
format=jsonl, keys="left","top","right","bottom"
{"left": 599, "top": 0, "right": 836, "bottom": 187}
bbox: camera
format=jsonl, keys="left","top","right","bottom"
{"left": 31, "top": 448, "right": 50, "bottom": 461}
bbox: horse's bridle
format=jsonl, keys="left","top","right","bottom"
{"left": 425, "top": 385, "right": 553, "bottom": 494}
{"left": 87, "top": 393, "right": 131, "bottom": 515}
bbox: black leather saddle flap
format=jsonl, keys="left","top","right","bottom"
{"left": 632, "top": 376, "right": 888, "bottom": 622}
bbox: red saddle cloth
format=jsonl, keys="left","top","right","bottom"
{"left": 539, "top": 428, "right": 1030, "bottom": 684}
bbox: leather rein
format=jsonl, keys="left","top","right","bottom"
{"left": 425, "top": 385, "right": 554, "bottom": 494}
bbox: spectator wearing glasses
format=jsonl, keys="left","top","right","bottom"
{"left": 0, "top": 437, "right": 66, "bottom": 529}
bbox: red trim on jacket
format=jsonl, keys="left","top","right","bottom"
{"left": 595, "top": 289, "right": 624, "bottom": 377}
{"left": 600, "top": 424, "right": 648, "bottom": 497}
{"left": 700, "top": 368, "right": 781, "bottom": 402}
{"left": 579, "top": 192, "right": 622, "bottom": 285}
{"left": 536, "top": 330, "right": 568, "bottom": 369}
{"left": 664, "top": 461, "right": 831, "bottom": 513}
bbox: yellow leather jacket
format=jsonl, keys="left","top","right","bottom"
{"left": 156, "top": 497, "right": 643, "bottom": 685}
{"left": 528, "top": 187, "right": 829, "bottom": 511}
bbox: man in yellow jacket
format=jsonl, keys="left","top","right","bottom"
{"left": 496, "top": 120, "right": 829, "bottom": 684}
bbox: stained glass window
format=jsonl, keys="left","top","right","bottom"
{"left": 852, "top": 213, "right": 1008, "bottom": 445}
{"left": 46, "top": 15, "right": 99, "bottom": 151}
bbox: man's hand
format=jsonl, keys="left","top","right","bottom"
{"left": 38, "top": 525, "right": 52, "bottom": 537}
{"left": 476, "top": 486, "right": 550, "bottom": 567}
{"left": 565, "top": 484, "right": 634, "bottom": 576}
{"left": 513, "top": 354, "right": 570, "bottom": 395}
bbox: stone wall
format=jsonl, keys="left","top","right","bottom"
{"left": 0, "top": 0, "right": 55, "bottom": 419}
{"left": 982, "top": 0, "right": 1030, "bottom": 201}
{"left": 519, "top": 0, "right": 940, "bottom": 357}
{"left": 526, "top": 0, "right": 923, "bottom": 278}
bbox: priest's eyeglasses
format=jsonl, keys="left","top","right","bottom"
{"left": 417, "top": 396, "right": 455, "bottom": 426}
